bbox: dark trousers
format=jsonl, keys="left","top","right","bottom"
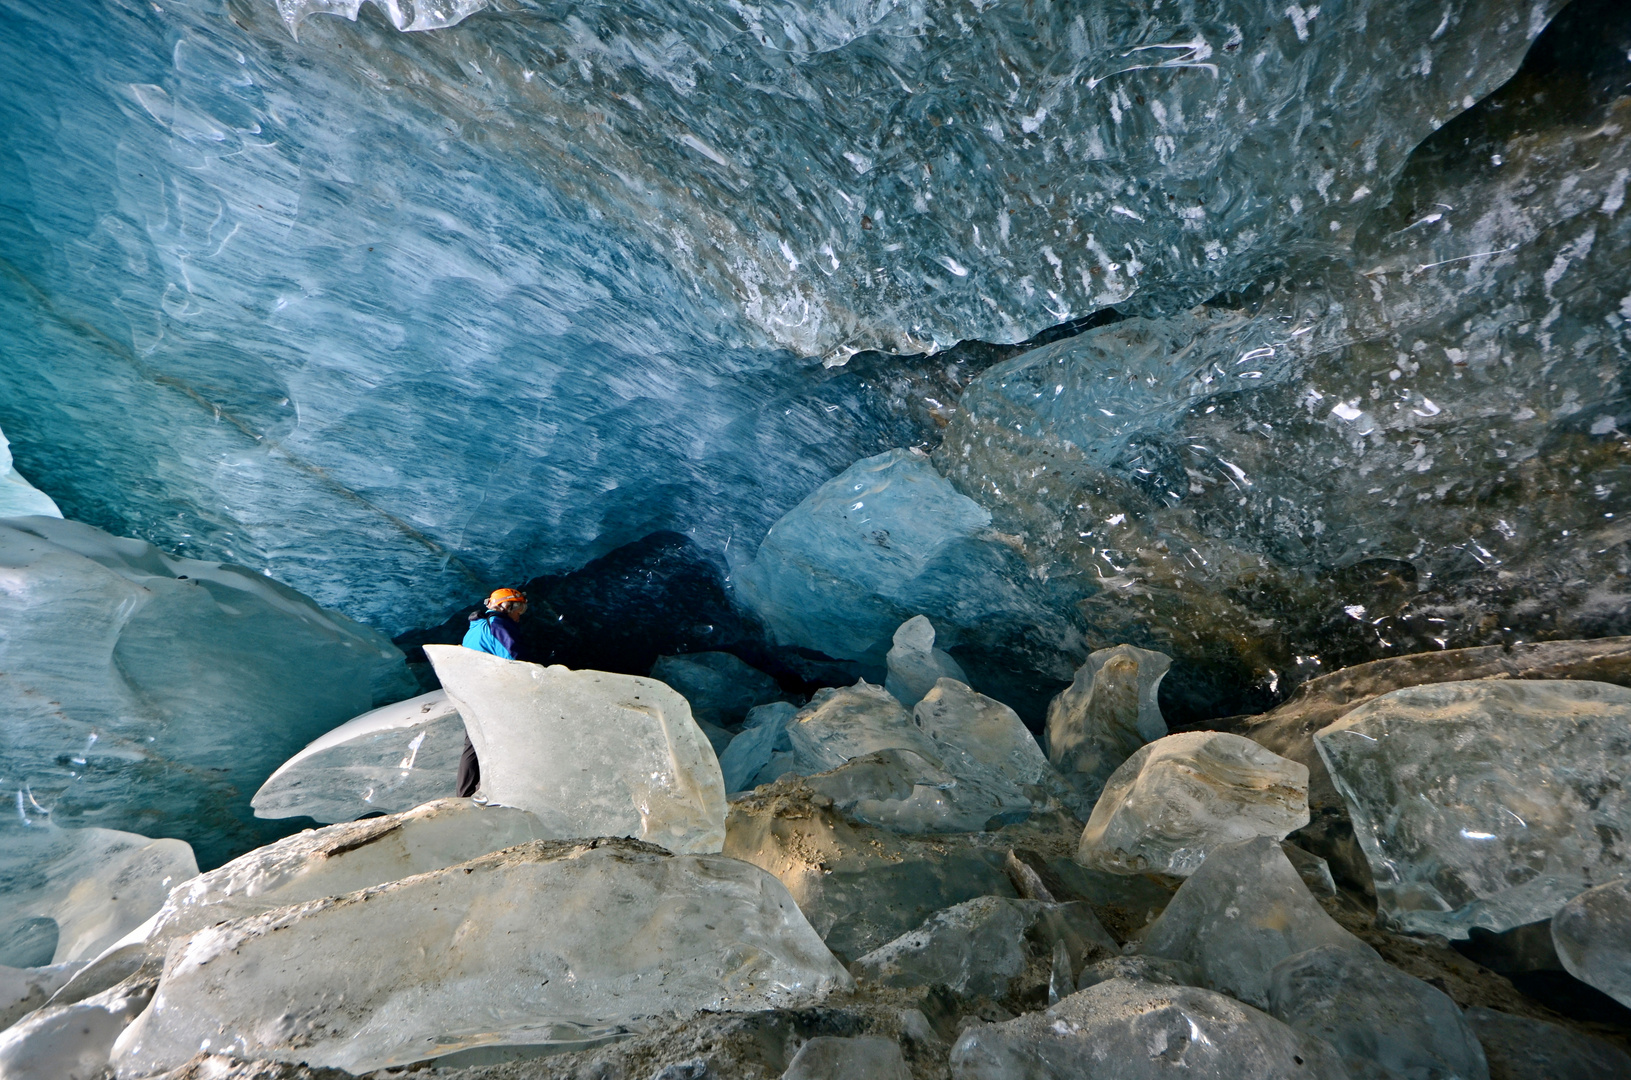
{"left": 456, "top": 734, "right": 480, "bottom": 797}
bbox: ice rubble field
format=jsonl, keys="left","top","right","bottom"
{"left": 1, "top": 0, "right": 1631, "bottom": 1076}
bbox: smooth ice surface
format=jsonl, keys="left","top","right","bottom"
{"left": 739, "top": 450, "right": 1066, "bottom": 664}
{"left": 251, "top": 690, "right": 462, "bottom": 822}
{"left": 650, "top": 652, "right": 783, "bottom": 727}
{"left": 1315, "top": 679, "right": 1631, "bottom": 937}
{"left": 1462, "top": 1006, "right": 1631, "bottom": 1080}
{"left": 1550, "top": 877, "right": 1631, "bottom": 1008}
{"left": 0, "top": 963, "right": 82, "bottom": 1030}
{"left": 786, "top": 680, "right": 938, "bottom": 774}
{"left": 0, "top": 825, "right": 196, "bottom": 966}
{"left": 0, "top": 516, "right": 415, "bottom": 866}
{"left": 948, "top": 977, "right": 1353, "bottom": 1080}
{"left": 781, "top": 1036, "right": 912, "bottom": 1080}
{"left": 426, "top": 646, "right": 727, "bottom": 854}
{"left": 149, "top": 799, "right": 551, "bottom": 944}
{"left": 1077, "top": 732, "right": 1309, "bottom": 877}
{"left": 719, "top": 701, "right": 799, "bottom": 794}
{"left": 0, "top": 973, "right": 155, "bottom": 1080}
{"left": 112, "top": 839, "right": 851, "bottom": 1075}
{"left": 1267, "top": 944, "right": 1489, "bottom": 1080}
{"left": 1046, "top": 646, "right": 1171, "bottom": 802}
{"left": 1138, "top": 836, "right": 1363, "bottom": 1009}
{"left": 851, "top": 896, "right": 1115, "bottom": 1000}
{"left": 885, "top": 616, "right": 968, "bottom": 707}
{"left": 0, "top": 426, "right": 59, "bottom": 520}
{"left": 915, "top": 680, "right": 1051, "bottom": 791}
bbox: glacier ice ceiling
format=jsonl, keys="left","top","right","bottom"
{"left": 1, "top": 0, "right": 1629, "bottom": 719}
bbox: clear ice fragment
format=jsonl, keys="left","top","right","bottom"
{"left": 885, "top": 616, "right": 968, "bottom": 707}
{"left": 251, "top": 689, "right": 463, "bottom": 822}
{"left": 1314, "top": 679, "right": 1631, "bottom": 937}
{"left": 1076, "top": 732, "right": 1309, "bottom": 877}
{"left": 781, "top": 1036, "right": 911, "bottom": 1080}
{"left": 1137, "top": 836, "right": 1362, "bottom": 1008}
{"left": 948, "top": 977, "right": 1353, "bottom": 1080}
{"left": 112, "top": 839, "right": 850, "bottom": 1075}
{"left": 786, "top": 680, "right": 939, "bottom": 775}
{"left": 1550, "top": 877, "right": 1631, "bottom": 1008}
{"left": 0, "top": 970, "right": 154, "bottom": 1080}
{"left": 914, "top": 679, "right": 1051, "bottom": 791}
{"left": 425, "top": 646, "right": 727, "bottom": 854}
{"left": 1046, "top": 645, "right": 1171, "bottom": 802}
{"left": 719, "top": 701, "right": 799, "bottom": 793}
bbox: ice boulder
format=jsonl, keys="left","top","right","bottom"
{"left": 1550, "top": 877, "right": 1631, "bottom": 1008}
{"left": 0, "top": 823, "right": 196, "bottom": 965}
{"left": 650, "top": 652, "right": 783, "bottom": 726}
{"left": 0, "top": 970, "right": 155, "bottom": 1080}
{"left": 110, "top": 838, "right": 851, "bottom": 1075}
{"left": 251, "top": 690, "right": 463, "bottom": 822}
{"left": 0, "top": 963, "right": 83, "bottom": 1030}
{"left": 1046, "top": 645, "right": 1171, "bottom": 802}
{"left": 1462, "top": 1006, "right": 1631, "bottom": 1080}
{"left": 1138, "top": 837, "right": 1361, "bottom": 1008}
{"left": 737, "top": 449, "right": 1048, "bottom": 664}
{"left": 915, "top": 679, "right": 1051, "bottom": 791}
{"left": 1314, "top": 679, "right": 1631, "bottom": 937}
{"left": 0, "top": 516, "right": 417, "bottom": 867}
{"left": 0, "top": 424, "right": 60, "bottom": 518}
{"left": 1076, "top": 732, "right": 1309, "bottom": 877}
{"left": 948, "top": 977, "right": 1352, "bottom": 1080}
{"left": 719, "top": 701, "right": 799, "bottom": 793}
{"left": 885, "top": 616, "right": 968, "bottom": 707}
{"left": 782, "top": 1036, "right": 912, "bottom": 1080}
{"left": 786, "top": 680, "right": 939, "bottom": 774}
{"left": 851, "top": 896, "right": 1116, "bottom": 1000}
{"left": 149, "top": 799, "right": 551, "bottom": 944}
{"left": 425, "top": 646, "right": 727, "bottom": 854}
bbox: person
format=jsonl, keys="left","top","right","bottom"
{"left": 455, "top": 587, "right": 530, "bottom": 797}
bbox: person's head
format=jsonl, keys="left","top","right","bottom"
{"left": 484, "top": 587, "right": 528, "bottom": 621}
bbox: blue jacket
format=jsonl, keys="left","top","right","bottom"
{"left": 462, "top": 613, "right": 523, "bottom": 661}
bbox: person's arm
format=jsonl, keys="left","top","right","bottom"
{"left": 489, "top": 618, "right": 523, "bottom": 662}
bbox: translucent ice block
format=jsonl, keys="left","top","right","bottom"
{"left": 1046, "top": 645, "right": 1171, "bottom": 801}
{"left": 1551, "top": 877, "right": 1631, "bottom": 1009}
{"left": 885, "top": 616, "right": 968, "bottom": 707}
{"left": 425, "top": 646, "right": 727, "bottom": 854}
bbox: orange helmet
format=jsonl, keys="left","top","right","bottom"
{"left": 486, "top": 587, "right": 527, "bottom": 607}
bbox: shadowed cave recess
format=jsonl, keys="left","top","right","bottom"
{"left": 2, "top": 0, "right": 1630, "bottom": 759}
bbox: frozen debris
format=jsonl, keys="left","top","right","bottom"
{"left": 0, "top": 517, "right": 417, "bottom": 867}
{"left": 1076, "top": 732, "right": 1309, "bottom": 877}
{"left": 111, "top": 839, "right": 851, "bottom": 1075}
{"left": 850, "top": 896, "right": 1115, "bottom": 1000}
{"left": 885, "top": 616, "right": 968, "bottom": 707}
{"left": 724, "top": 779, "right": 1017, "bottom": 960}
{"left": 1462, "top": 1006, "right": 1631, "bottom": 1080}
{"left": 251, "top": 689, "right": 462, "bottom": 822}
{"left": 0, "top": 422, "right": 60, "bottom": 518}
{"left": 0, "top": 968, "right": 156, "bottom": 1080}
{"left": 1046, "top": 645, "right": 1171, "bottom": 802}
{"left": 1137, "top": 836, "right": 1362, "bottom": 1008}
{"left": 0, "top": 963, "right": 83, "bottom": 1030}
{"left": 650, "top": 652, "right": 784, "bottom": 726}
{"left": 1550, "top": 877, "right": 1631, "bottom": 1008}
{"left": 720, "top": 701, "right": 799, "bottom": 793}
{"left": 1315, "top": 679, "right": 1631, "bottom": 937}
{"left": 1267, "top": 944, "right": 1489, "bottom": 1080}
{"left": 0, "top": 824, "right": 196, "bottom": 966}
{"left": 150, "top": 799, "right": 552, "bottom": 944}
{"left": 425, "top": 646, "right": 728, "bottom": 854}
{"left": 948, "top": 976, "right": 1353, "bottom": 1080}
{"left": 781, "top": 1035, "right": 912, "bottom": 1080}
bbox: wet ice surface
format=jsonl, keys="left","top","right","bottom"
{"left": 1551, "top": 877, "right": 1631, "bottom": 1009}
{"left": 1316, "top": 679, "right": 1631, "bottom": 937}
{"left": 0, "top": 516, "right": 415, "bottom": 867}
{"left": 251, "top": 690, "right": 463, "bottom": 822}
{"left": 426, "top": 645, "right": 728, "bottom": 853}
{"left": 110, "top": 838, "right": 851, "bottom": 1075}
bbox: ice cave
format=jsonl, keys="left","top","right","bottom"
{"left": 2, "top": 0, "right": 1630, "bottom": 1075}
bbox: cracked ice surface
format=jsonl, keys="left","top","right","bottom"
{"left": 426, "top": 645, "right": 728, "bottom": 853}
